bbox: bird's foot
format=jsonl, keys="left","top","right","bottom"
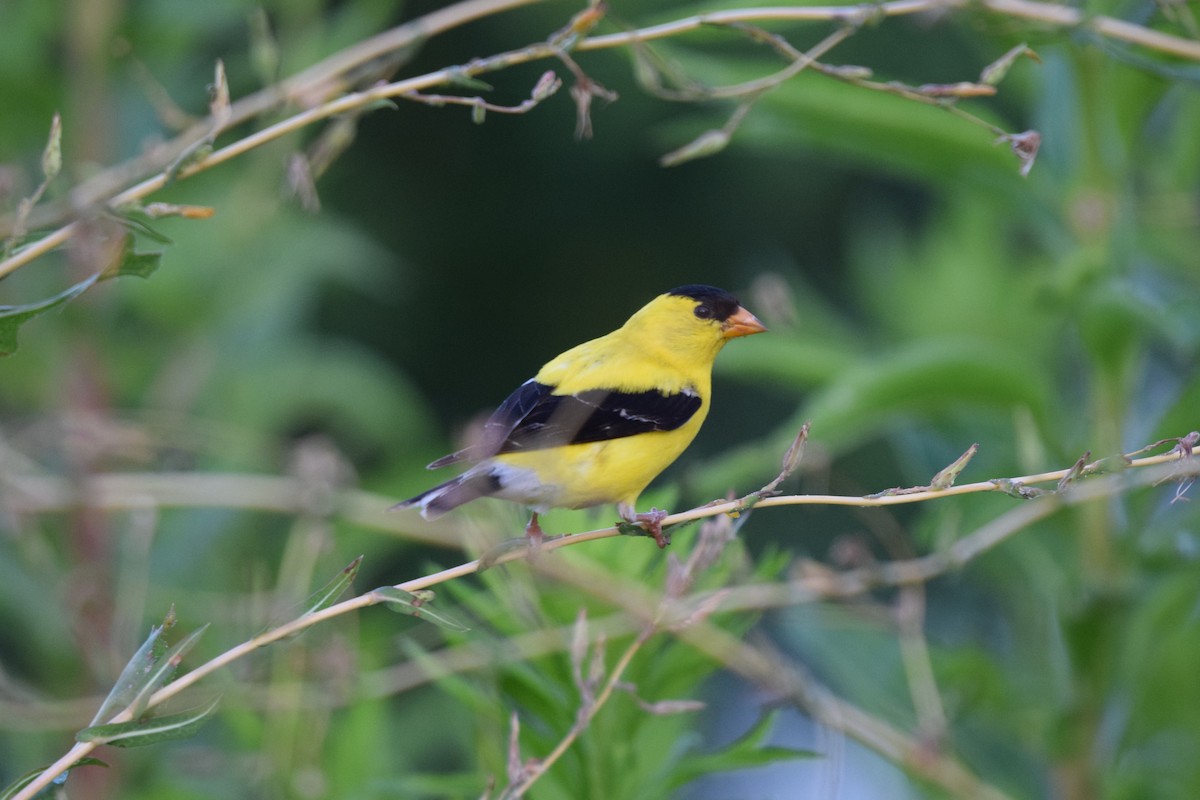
{"left": 635, "top": 508, "right": 671, "bottom": 549}
{"left": 525, "top": 512, "right": 545, "bottom": 548}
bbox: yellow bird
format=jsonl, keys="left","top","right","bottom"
{"left": 393, "top": 285, "right": 766, "bottom": 547}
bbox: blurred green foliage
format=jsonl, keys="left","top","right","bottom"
{"left": 2, "top": 0, "right": 1200, "bottom": 798}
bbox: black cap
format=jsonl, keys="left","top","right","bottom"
{"left": 666, "top": 284, "right": 741, "bottom": 322}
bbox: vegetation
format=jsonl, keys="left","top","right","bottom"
{"left": 2, "top": 0, "right": 1199, "bottom": 797}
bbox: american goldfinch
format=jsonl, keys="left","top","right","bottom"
{"left": 394, "top": 285, "right": 766, "bottom": 547}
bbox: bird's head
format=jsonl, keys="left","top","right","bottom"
{"left": 625, "top": 284, "right": 767, "bottom": 363}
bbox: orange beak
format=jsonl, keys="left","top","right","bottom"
{"left": 721, "top": 305, "right": 768, "bottom": 339}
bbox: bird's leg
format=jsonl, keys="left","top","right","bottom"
{"left": 620, "top": 504, "right": 671, "bottom": 549}
{"left": 525, "top": 512, "right": 544, "bottom": 546}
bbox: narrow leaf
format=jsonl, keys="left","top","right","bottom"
{"left": 41, "top": 112, "right": 63, "bottom": 180}
{"left": 372, "top": 586, "right": 470, "bottom": 632}
{"left": 0, "top": 758, "right": 108, "bottom": 800}
{"left": 302, "top": 556, "right": 363, "bottom": 617}
{"left": 0, "top": 228, "right": 165, "bottom": 356}
{"left": 1056, "top": 451, "right": 1091, "bottom": 492}
{"left": 569, "top": 609, "right": 589, "bottom": 693}
{"left": 531, "top": 71, "right": 561, "bottom": 102}
{"left": 980, "top": 42, "right": 1040, "bottom": 86}
{"left": 0, "top": 274, "right": 99, "bottom": 357}
{"left": 106, "top": 248, "right": 162, "bottom": 280}
{"left": 125, "top": 624, "right": 209, "bottom": 720}
{"left": 506, "top": 711, "right": 523, "bottom": 784}
{"left": 760, "top": 422, "right": 810, "bottom": 494}
{"left": 668, "top": 710, "right": 818, "bottom": 790}
{"left": 477, "top": 536, "right": 532, "bottom": 571}
{"left": 90, "top": 613, "right": 174, "bottom": 726}
{"left": 660, "top": 129, "right": 731, "bottom": 167}
{"left": 444, "top": 70, "right": 493, "bottom": 91}
{"left": 930, "top": 442, "right": 979, "bottom": 490}
{"left": 209, "top": 59, "right": 231, "bottom": 127}
{"left": 108, "top": 209, "right": 175, "bottom": 244}
{"left": 248, "top": 7, "right": 280, "bottom": 86}
{"left": 77, "top": 697, "right": 220, "bottom": 748}
{"left": 360, "top": 97, "right": 400, "bottom": 113}
{"left": 164, "top": 140, "right": 213, "bottom": 185}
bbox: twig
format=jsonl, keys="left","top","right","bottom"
{"left": 7, "top": 440, "right": 1196, "bottom": 799}
{"left": 0, "top": 0, "right": 547, "bottom": 237}
{"left": 3, "top": 444, "right": 1192, "bottom": 548}
{"left": 578, "top": 0, "right": 1200, "bottom": 61}
{"left": 501, "top": 628, "right": 653, "bottom": 798}
{"left": 4, "top": 0, "right": 1199, "bottom": 278}
{"left": 403, "top": 70, "right": 563, "bottom": 121}
{"left": 85, "top": 447, "right": 1191, "bottom": 718}
{"left": 499, "top": 527, "right": 1017, "bottom": 800}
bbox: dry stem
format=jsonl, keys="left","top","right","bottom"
{"left": 7, "top": 439, "right": 1195, "bottom": 799}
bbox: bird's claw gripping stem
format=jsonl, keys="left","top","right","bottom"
{"left": 634, "top": 508, "right": 670, "bottom": 549}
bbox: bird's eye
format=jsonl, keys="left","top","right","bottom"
{"left": 694, "top": 304, "right": 713, "bottom": 319}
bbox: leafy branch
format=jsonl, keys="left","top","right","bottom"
{"left": 3, "top": 0, "right": 1198, "bottom": 289}
{"left": 5, "top": 430, "right": 1196, "bottom": 799}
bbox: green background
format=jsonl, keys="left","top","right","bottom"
{"left": 2, "top": 0, "right": 1199, "bottom": 797}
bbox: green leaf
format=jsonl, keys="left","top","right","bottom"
{"left": 123, "top": 624, "right": 209, "bottom": 720}
{"left": 0, "top": 233, "right": 161, "bottom": 357}
{"left": 90, "top": 612, "right": 176, "bottom": 726}
{"left": 104, "top": 247, "right": 162, "bottom": 280}
{"left": 372, "top": 586, "right": 470, "bottom": 631}
{"left": 394, "top": 637, "right": 495, "bottom": 714}
{"left": 1056, "top": 451, "right": 1091, "bottom": 492}
{"left": 0, "top": 273, "right": 98, "bottom": 356}
{"left": 659, "top": 128, "right": 731, "bottom": 167}
{"left": 477, "top": 536, "right": 532, "bottom": 571}
{"left": 747, "top": 69, "right": 1017, "bottom": 185}
{"left": 359, "top": 97, "right": 399, "bottom": 113}
{"left": 0, "top": 758, "right": 107, "bottom": 800}
{"left": 443, "top": 70, "right": 493, "bottom": 91}
{"left": 800, "top": 340, "right": 1052, "bottom": 449}
{"left": 667, "top": 709, "right": 819, "bottom": 790}
{"left": 302, "top": 556, "right": 363, "bottom": 617}
{"left": 980, "top": 43, "right": 1040, "bottom": 86}
{"left": 108, "top": 209, "right": 174, "bottom": 245}
{"left": 77, "top": 697, "right": 220, "bottom": 748}
{"left": 40, "top": 112, "right": 62, "bottom": 181}
{"left": 930, "top": 442, "right": 979, "bottom": 490}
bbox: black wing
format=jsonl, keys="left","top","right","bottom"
{"left": 427, "top": 379, "right": 548, "bottom": 468}
{"left": 497, "top": 384, "right": 702, "bottom": 455}
{"left": 427, "top": 380, "right": 701, "bottom": 467}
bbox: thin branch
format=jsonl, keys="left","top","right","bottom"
{"left": 502, "top": 628, "right": 652, "bottom": 798}
{"left": 503, "top": 529, "right": 1016, "bottom": 800}
{"left": 402, "top": 70, "right": 563, "bottom": 121}
{"left": 3, "top": 0, "right": 1199, "bottom": 278}
{"left": 9, "top": 442, "right": 1194, "bottom": 797}
{"left": 5, "top": 446, "right": 1188, "bottom": 523}
{"left": 982, "top": 0, "right": 1200, "bottom": 60}
{"left": 578, "top": 0, "right": 1200, "bottom": 61}
{"left": 0, "top": 0, "right": 548, "bottom": 238}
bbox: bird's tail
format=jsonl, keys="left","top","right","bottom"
{"left": 390, "top": 470, "right": 501, "bottom": 519}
